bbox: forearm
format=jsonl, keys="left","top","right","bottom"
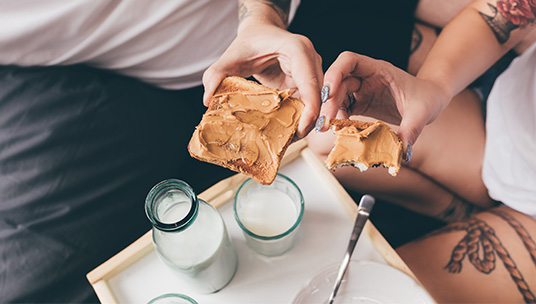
{"left": 238, "top": 0, "right": 291, "bottom": 31}
{"left": 415, "top": 0, "right": 473, "bottom": 28}
{"left": 417, "top": 0, "right": 536, "bottom": 101}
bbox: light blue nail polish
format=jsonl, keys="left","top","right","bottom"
{"left": 405, "top": 145, "right": 413, "bottom": 164}
{"left": 315, "top": 115, "right": 325, "bottom": 132}
{"left": 321, "top": 85, "right": 329, "bottom": 103}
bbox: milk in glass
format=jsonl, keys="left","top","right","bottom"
{"left": 238, "top": 188, "right": 299, "bottom": 236}
{"left": 234, "top": 174, "right": 304, "bottom": 256}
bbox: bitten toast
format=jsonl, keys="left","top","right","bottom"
{"left": 188, "top": 76, "right": 304, "bottom": 185}
{"left": 325, "top": 118, "right": 403, "bottom": 176}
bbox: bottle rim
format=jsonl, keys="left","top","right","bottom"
{"left": 145, "top": 179, "right": 199, "bottom": 232}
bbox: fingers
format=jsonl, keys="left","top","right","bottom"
{"left": 320, "top": 78, "right": 361, "bottom": 122}
{"left": 315, "top": 52, "right": 365, "bottom": 131}
{"left": 398, "top": 117, "right": 421, "bottom": 164}
{"left": 397, "top": 103, "right": 429, "bottom": 148}
{"left": 202, "top": 66, "right": 228, "bottom": 107}
{"left": 321, "top": 53, "right": 357, "bottom": 118}
{"left": 397, "top": 78, "right": 449, "bottom": 149}
{"left": 324, "top": 51, "right": 377, "bottom": 85}
{"left": 202, "top": 44, "right": 257, "bottom": 107}
{"left": 318, "top": 51, "right": 423, "bottom": 163}
{"left": 204, "top": 28, "right": 324, "bottom": 139}
{"left": 288, "top": 38, "right": 324, "bottom": 138}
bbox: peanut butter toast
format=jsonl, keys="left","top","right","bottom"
{"left": 325, "top": 118, "right": 403, "bottom": 176}
{"left": 188, "top": 76, "right": 304, "bottom": 185}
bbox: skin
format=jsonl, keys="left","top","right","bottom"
{"left": 398, "top": 206, "right": 536, "bottom": 303}
{"left": 414, "top": 0, "right": 473, "bottom": 28}
{"left": 310, "top": 0, "right": 536, "bottom": 302}
{"left": 202, "top": 0, "right": 323, "bottom": 139}
{"left": 316, "top": 0, "right": 536, "bottom": 146}
{"left": 308, "top": 22, "right": 495, "bottom": 218}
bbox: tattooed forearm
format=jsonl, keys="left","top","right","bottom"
{"left": 263, "top": 0, "right": 290, "bottom": 25}
{"left": 239, "top": 2, "right": 250, "bottom": 22}
{"left": 479, "top": 3, "right": 518, "bottom": 43}
{"left": 239, "top": 0, "right": 291, "bottom": 26}
{"left": 479, "top": 1, "right": 536, "bottom": 44}
{"left": 410, "top": 27, "right": 423, "bottom": 54}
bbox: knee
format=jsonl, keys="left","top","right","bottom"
{"left": 306, "top": 131, "right": 336, "bottom": 159}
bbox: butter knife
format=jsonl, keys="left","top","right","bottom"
{"left": 328, "top": 194, "right": 376, "bottom": 304}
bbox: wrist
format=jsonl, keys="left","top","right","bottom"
{"left": 416, "top": 71, "right": 455, "bottom": 109}
{"left": 238, "top": 17, "right": 284, "bottom": 35}
{"left": 238, "top": 1, "right": 289, "bottom": 33}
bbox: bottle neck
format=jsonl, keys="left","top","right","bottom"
{"left": 145, "top": 179, "right": 199, "bottom": 232}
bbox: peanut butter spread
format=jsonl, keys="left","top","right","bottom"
{"left": 188, "top": 89, "right": 302, "bottom": 180}
{"left": 325, "top": 120, "right": 403, "bottom": 176}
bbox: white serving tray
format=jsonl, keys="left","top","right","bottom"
{"left": 87, "top": 141, "right": 427, "bottom": 303}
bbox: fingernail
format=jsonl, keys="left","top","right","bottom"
{"left": 321, "top": 85, "right": 329, "bottom": 103}
{"left": 404, "top": 145, "right": 413, "bottom": 164}
{"left": 315, "top": 115, "right": 325, "bottom": 132}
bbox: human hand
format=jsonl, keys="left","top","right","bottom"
{"left": 202, "top": 23, "right": 323, "bottom": 138}
{"left": 317, "top": 51, "right": 451, "bottom": 148}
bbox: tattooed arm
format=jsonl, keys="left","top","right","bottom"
{"left": 238, "top": 0, "right": 290, "bottom": 29}
{"left": 417, "top": 0, "right": 536, "bottom": 102}
{"left": 203, "top": 0, "right": 323, "bottom": 138}
{"left": 320, "top": 0, "right": 536, "bottom": 146}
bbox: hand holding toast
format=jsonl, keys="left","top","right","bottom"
{"left": 203, "top": 21, "right": 322, "bottom": 139}
{"left": 319, "top": 52, "right": 450, "bottom": 147}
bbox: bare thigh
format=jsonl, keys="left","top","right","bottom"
{"left": 407, "top": 23, "right": 493, "bottom": 207}
{"left": 407, "top": 88, "right": 494, "bottom": 207}
{"left": 398, "top": 206, "right": 536, "bottom": 303}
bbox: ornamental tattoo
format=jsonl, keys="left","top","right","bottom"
{"left": 239, "top": 0, "right": 291, "bottom": 26}
{"left": 262, "top": 0, "right": 291, "bottom": 25}
{"left": 239, "top": 2, "right": 250, "bottom": 22}
{"left": 480, "top": 0, "right": 536, "bottom": 43}
{"left": 410, "top": 27, "right": 423, "bottom": 55}
{"left": 426, "top": 210, "right": 536, "bottom": 303}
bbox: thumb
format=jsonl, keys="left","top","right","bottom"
{"left": 202, "top": 67, "right": 228, "bottom": 107}
{"left": 396, "top": 110, "right": 428, "bottom": 163}
{"left": 397, "top": 118, "right": 423, "bottom": 148}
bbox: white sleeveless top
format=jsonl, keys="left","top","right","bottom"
{"left": 0, "top": 0, "right": 299, "bottom": 90}
{"left": 482, "top": 41, "right": 536, "bottom": 218}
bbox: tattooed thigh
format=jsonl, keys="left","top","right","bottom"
{"left": 397, "top": 206, "right": 536, "bottom": 303}
{"left": 434, "top": 195, "right": 483, "bottom": 223}
{"left": 407, "top": 23, "right": 438, "bottom": 75}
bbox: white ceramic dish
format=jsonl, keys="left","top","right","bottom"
{"left": 293, "top": 260, "right": 435, "bottom": 304}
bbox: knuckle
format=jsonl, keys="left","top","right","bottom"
{"left": 287, "top": 34, "right": 315, "bottom": 52}
{"left": 316, "top": 53, "right": 322, "bottom": 65}
{"left": 339, "top": 51, "right": 354, "bottom": 59}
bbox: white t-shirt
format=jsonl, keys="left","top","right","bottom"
{"left": 482, "top": 41, "right": 536, "bottom": 218}
{"left": 0, "top": 0, "right": 299, "bottom": 90}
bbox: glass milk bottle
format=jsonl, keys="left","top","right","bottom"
{"left": 145, "top": 179, "right": 238, "bottom": 293}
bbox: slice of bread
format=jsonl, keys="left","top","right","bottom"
{"left": 188, "top": 76, "right": 304, "bottom": 185}
{"left": 325, "top": 118, "right": 403, "bottom": 176}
